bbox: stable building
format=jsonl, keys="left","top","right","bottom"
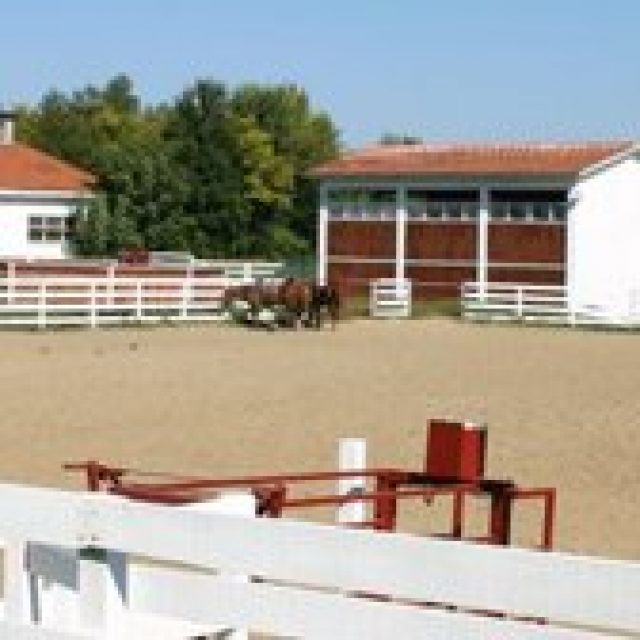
{"left": 311, "top": 141, "right": 640, "bottom": 321}
{"left": 0, "top": 110, "right": 95, "bottom": 259}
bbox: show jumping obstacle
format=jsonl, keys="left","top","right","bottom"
{"left": 66, "top": 419, "right": 555, "bottom": 550}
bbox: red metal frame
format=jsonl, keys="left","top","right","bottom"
{"left": 64, "top": 464, "right": 555, "bottom": 551}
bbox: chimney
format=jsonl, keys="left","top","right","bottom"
{"left": 0, "top": 110, "right": 15, "bottom": 145}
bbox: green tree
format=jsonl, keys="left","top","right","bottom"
{"left": 16, "top": 75, "right": 341, "bottom": 259}
{"left": 73, "top": 194, "right": 141, "bottom": 256}
{"left": 232, "top": 85, "right": 339, "bottom": 251}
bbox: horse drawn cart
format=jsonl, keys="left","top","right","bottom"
{"left": 225, "top": 277, "right": 340, "bottom": 330}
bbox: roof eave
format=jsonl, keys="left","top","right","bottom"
{"left": 578, "top": 142, "right": 640, "bottom": 180}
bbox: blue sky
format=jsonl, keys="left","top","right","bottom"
{"left": 3, "top": 1, "right": 639, "bottom": 146}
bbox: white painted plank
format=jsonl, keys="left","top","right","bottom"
{"left": 0, "top": 622, "right": 91, "bottom": 639}
{"left": 0, "top": 484, "right": 637, "bottom": 633}
{"left": 129, "top": 564, "right": 622, "bottom": 640}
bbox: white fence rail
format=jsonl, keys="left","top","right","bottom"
{"left": 462, "top": 282, "right": 571, "bottom": 323}
{"left": 462, "top": 281, "right": 640, "bottom": 327}
{"left": 0, "top": 481, "right": 638, "bottom": 639}
{"left": 197, "top": 260, "right": 283, "bottom": 282}
{"left": 370, "top": 278, "right": 412, "bottom": 318}
{"left": 0, "top": 277, "right": 231, "bottom": 328}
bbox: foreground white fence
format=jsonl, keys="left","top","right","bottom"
{"left": 370, "top": 278, "right": 412, "bottom": 318}
{"left": 0, "top": 482, "right": 638, "bottom": 639}
{"left": 0, "top": 277, "right": 230, "bottom": 328}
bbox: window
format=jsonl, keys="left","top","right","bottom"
{"left": 445, "top": 202, "right": 463, "bottom": 220}
{"left": 426, "top": 202, "right": 444, "bottom": 219}
{"left": 490, "top": 203, "right": 508, "bottom": 220}
{"left": 551, "top": 203, "right": 567, "bottom": 222}
{"left": 509, "top": 203, "right": 527, "bottom": 221}
{"left": 532, "top": 203, "right": 551, "bottom": 222}
{"left": 327, "top": 188, "right": 396, "bottom": 221}
{"left": 489, "top": 190, "right": 568, "bottom": 223}
{"left": 28, "top": 215, "right": 74, "bottom": 243}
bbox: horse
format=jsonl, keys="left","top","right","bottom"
{"left": 310, "top": 282, "right": 341, "bottom": 330}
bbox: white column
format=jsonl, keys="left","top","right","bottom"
{"left": 477, "top": 187, "right": 489, "bottom": 296}
{"left": 395, "top": 186, "right": 407, "bottom": 283}
{"left": 317, "top": 183, "right": 329, "bottom": 286}
{"left": 337, "top": 438, "right": 367, "bottom": 525}
{"left": 566, "top": 187, "right": 578, "bottom": 323}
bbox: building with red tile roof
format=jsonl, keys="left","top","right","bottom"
{"left": 0, "top": 111, "right": 95, "bottom": 259}
{"left": 311, "top": 140, "right": 640, "bottom": 323}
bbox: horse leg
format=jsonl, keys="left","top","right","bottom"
{"left": 329, "top": 292, "right": 340, "bottom": 330}
{"left": 313, "top": 303, "right": 323, "bottom": 330}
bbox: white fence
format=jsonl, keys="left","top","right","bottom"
{"left": 462, "top": 282, "right": 571, "bottom": 323}
{"left": 198, "top": 260, "right": 282, "bottom": 282}
{"left": 370, "top": 278, "right": 412, "bottom": 318}
{"left": 0, "top": 277, "right": 231, "bottom": 328}
{"left": 0, "top": 481, "right": 638, "bottom": 639}
{"left": 461, "top": 281, "right": 640, "bottom": 327}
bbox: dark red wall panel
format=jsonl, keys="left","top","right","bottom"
{"left": 407, "top": 266, "right": 477, "bottom": 300}
{"left": 407, "top": 223, "right": 476, "bottom": 260}
{"left": 488, "top": 224, "right": 565, "bottom": 264}
{"left": 328, "top": 222, "right": 396, "bottom": 258}
{"left": 327, "top": 262, "right": 394, "bottom": 296}
{"left": 488, "top": 267, "right": 565, "bottom": 285}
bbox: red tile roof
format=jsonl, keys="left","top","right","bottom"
{"left": 0, "top": 143, "right": 96, "bottom": 191}
{"left": 310, "top": 142, "right": 632, "bottom": 178}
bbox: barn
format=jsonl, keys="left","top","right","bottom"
{"left": 311, "top": 141, "right": 640, "bottom": 322}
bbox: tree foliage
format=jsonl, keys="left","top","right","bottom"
{"left": 16, "top": 74, "right": 339, "bottom": 259}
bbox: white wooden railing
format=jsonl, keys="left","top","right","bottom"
{"left": 370, "top": 278, "right": 412, "bottom": 318}
{"left": 462, "top": 282, "right": 571, "bottom": 323}
{"left": 0, "top": 480, "right": 638, "bottom": 639}
{"left": 462, "top": 281, "right": 640, "bottom": 327}
{"left": 193, "top": 260, "right": 283, "bottom": 282}
{"left": 0, "top": 277, "right": 230, "bottom": 328}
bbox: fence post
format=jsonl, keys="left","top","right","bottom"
{"left": 243, "top": 262, "right": 252, "bottom": 283}
{"left": 338, "top": 438, "right": 367, "bottom": 525}
{"left": 136, "top": 280, "right": 143, "bottom": 322}
{"left": 38, "top": 281, "right": 46, "bottom": 329}
{"left": 7, "top": 260, "right": 15, "bottom": 305}
{"left": 4, "top": 539, "right": 36, "bottom": 625}
{"left": 107, "top": 264, "right": 115, "bottom": 306}
{"left": 90, "top": 282, "right": 97, "bottom": 328}
{"left": 516, "top": 287, "right": 524, "bottom": 319}
{"left": 181, "top": 277, "right": 190, "bottom": 320}
{"left": 404, "top": 280, "right": 412, "bottom": 318}
{"left": 568, "top": 292, "right": 577, "bottom": 327}
{"left": 182, "top": 492, "right": 256, "bottom": 640}
{"left": 78, "top": 548, "right": 128, "bottom": 633}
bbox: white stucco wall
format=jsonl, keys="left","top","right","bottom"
{"left": 0, "top": 193, "right": 85, "bottom": 259}
{"left": 570, "top": 151, "right": 640, "bottom": 319}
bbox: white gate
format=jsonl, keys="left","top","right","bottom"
{"left": 370, "top": 278, "right": 412, "bottom": 318}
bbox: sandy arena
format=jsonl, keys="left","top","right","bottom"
{"left": 0, "top": 319, "right": 638, "bottom": 560}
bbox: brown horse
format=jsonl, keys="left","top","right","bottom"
{"left": 310, "top": 282, "right": 341, "bottom": 330}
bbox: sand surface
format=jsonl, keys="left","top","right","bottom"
{"left": 0, "top": 319, "right": 638, "bottom": 560}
